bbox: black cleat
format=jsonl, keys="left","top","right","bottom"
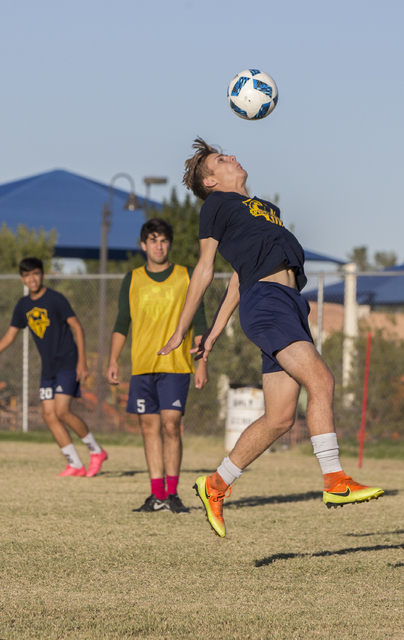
{"left": 132, "top": 494, "right": 170, "bottom": 513}
{"left": 166, "top": 493, "right": 190, "bottom": 513}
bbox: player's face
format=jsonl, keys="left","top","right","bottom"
{"left": 141, "top": 233, "right": 171, "bottom": 266}
{"left": 20, "top": 269, "right": 44, "bottom": 294}
{"left": 203, "top": 153, "right": 248, "bottom": 192}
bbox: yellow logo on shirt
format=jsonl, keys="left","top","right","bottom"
{"left": 243, "top": 198, "right": 284, "bottom": 227}
{"left": 26, "top": 307, "right": 50, "bottom": 339}
{"left": 138, "top": 284, "right": 175, "bottom": 322}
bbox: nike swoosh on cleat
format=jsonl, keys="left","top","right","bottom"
{"left": 328, "top": 488, "right": 351, "bottom": 497}
{"left": 204, "top": 485, "right": 211, "bottom": 500}
{"left": 153, "top": 502, "right": 166, "bottom": 510}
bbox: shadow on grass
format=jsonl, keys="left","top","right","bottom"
{"left": 97, "top": 469, "right": 216, "bottom": 478}
{"left": 181, "top": 469, "right": 223, "bottom": 475}
{"left": 346, "top": 528, "right": 404, "bottom": 537}
{"left": 226, "top": 488, "right": 399, "bottom": 510}
{"left": 225, "top": 491, "right": 321, "bottom": 509}
{"left": 255, "top": 542, "right": 404, "bottom": 567}
{"left": 97, "top": 469, "right": 148, "bottom": 478}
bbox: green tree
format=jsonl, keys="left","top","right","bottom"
{"left": 84, "top": 252, "right": 144, "bottom": 274}
{"left": 374, "top": 251, "right": 397, "bottom": 270}
{"left": 346, "top": 246, "right": 370, "bottom": 271}
{"left": 0, "top": 223, "right": 57, "bottom": 274}
{"left": 346, "top": 246, "right": 398, "bottom": 272}
{"left": 146, "top": 188, "right": 232, "bottom": 272}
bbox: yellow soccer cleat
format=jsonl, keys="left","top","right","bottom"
{"left": 323, "top": 476, "right": 384, "bottom": 509}
{"left": 193, "top": 476, "right": 232, "bottom": 538}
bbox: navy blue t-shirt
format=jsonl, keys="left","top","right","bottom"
{"left": 11, "top": 288, "right": 78, "bottom": 377}
{"left": 199, "top": 191, "right": 307, "bottom": 294}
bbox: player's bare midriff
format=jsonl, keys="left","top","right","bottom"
{"left": 259, "top": 261, "right": 297, "bottom": 289}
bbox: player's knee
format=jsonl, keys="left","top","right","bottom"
{"left": 320, "top": 366, "right": 335, "bottom": 397}
{"left": 264, "top": 411, "right": 295, "bottom": 438}
{"left": 162, "top": 419, "right": 181, "bottom": 438}
{"left": 139, "top": 417, "right": 158, "bottom": 434}
{"left": 275, "top": 414, "right": 295, "bottom": 437}
{"left": 41, "top": 404, "right": 54, "bottom": 421}
{"left": 55, "top": 407, "right": 70, "bottom": 422}
{"left": 307, "top": 363, "right": 334, "bottom": 398}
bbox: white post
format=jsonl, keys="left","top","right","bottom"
{"left": 22, "top": 284, "right": 29, "bottom": 432}
{"left": 342, "top": 263, "right": 358, "bottom": 402}
{"left": 316, "top": 272, "right": 324, "bottom": 356}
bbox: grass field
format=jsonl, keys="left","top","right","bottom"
{"left": 0, "top": 433, "right": 403, "bottom": 640}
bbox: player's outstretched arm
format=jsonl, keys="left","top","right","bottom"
{"left": 0, "top": 326, "right": 20, "bottom": 354}
{"left": 158, "top": 237, "right": 218, "bottom": 356}
{"left": 107, "top": 332, "right": 127, "bottom": 385}
{"left": 192, "top": 271, "right": 240, "bottom": 362}
{"left": 67, "top": 316, "right": 89, "bottom": 382}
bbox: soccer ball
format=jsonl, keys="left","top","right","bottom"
{"left": 227, "top": 69, "right": 278, "bottom": 120}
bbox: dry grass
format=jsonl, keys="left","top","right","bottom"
{"left": 0, "top": 435, "right": 403, "bottom": 639}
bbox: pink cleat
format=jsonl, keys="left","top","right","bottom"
{"left": 57, "top": 465, "right": 86, "bottom": 477}
{"left": 86, "top": 449, "right": 108, "bottom": 477}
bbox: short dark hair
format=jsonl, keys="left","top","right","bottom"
{"left": 19, "top": 257, "right": 44, "bottom": 275}
{"left": 183, "top": 137, "right": 220, "bottom": 201}
{"left": 140, "top": 218, "right": 173, "bottom": 244}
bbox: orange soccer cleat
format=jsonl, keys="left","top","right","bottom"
{"left": 193, "top": 475, "right": 232, "bottom": 538}
{"left": 323, "top": 475, "right": 384, "bottom": 509}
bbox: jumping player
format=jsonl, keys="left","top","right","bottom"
{"left": 0, "top": 258, "right": 107, "bottom": 477}
{"left": 107, "top": 218, "right": 209, "bottom": 513}
{"left": 159, "top": 138, "right": 384, "bottom": 537}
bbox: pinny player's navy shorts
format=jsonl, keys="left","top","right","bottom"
{"left": 239, "top": 282, "right": 313, "bottom": 374}
{"left": 126, "top": 373, "right": 190, "bottom": 415}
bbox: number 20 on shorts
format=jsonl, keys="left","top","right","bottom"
{"left": 40, "top": 387, "right": 53, "bottom": 400}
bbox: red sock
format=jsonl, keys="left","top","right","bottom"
{"left": 166, "top": 475, "right": 179, "bottom": 497}
{"left": 151, "top": 478, "right": 166, "bottom": 500}
{"left": 209, "top": 471, "right": 229, "bottom": 492}
{"left": 323, "top": 470, "right": 347, "bottom": 491}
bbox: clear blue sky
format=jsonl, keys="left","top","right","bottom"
{"left": 1, "top": 0, "right": 403, "bottom": 263}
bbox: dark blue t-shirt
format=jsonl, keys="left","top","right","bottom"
{"left": 11, "top": 288, "right": 78, "bottom": 377}
{"left": 199, "top": 191, "right": 307, "bottom": 294}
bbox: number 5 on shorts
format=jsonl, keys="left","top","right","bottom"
{"left": 137, "top": 399, "right": 146, "bottom": 413}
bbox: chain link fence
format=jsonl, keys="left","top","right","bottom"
{"left": 0, "top": 271, "right": 403, "bottom": 442}
{"left": 305, "top": 270, "right": 404, "bottom": 440}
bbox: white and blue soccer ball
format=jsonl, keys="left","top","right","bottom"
{"left": 227, "top": 69, "right": 278, "bottom": 120}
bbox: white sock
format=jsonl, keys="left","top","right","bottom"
{"left": 217, "top": 457, "right": 243, "bottom": 486}
{"left": 311, "top": 433, "right": 343, "bottom": 475}
{"left": 61, "top": 444, "right": 83, "bottom": 469}
{"left": 81, "top": 433, "right": 102, "bottom": 454}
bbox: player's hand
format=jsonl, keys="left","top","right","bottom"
{"left": 158, "top": 330, "right": 185, "bottom": 356}
{"left": 194, "top": 361, "right": 209, "bottom": 389}
{"left": 190, "top": 329, "right": 216, "bottom": 362}
{"left": 76, "top": 362, "right": 89, "bottom": 382}
{"left": 107, "top": 363, "right": 120, "bottom": 385}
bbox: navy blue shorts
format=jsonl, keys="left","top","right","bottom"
{"left": 39, "top": 369, "right": 80, "bottom": 401}
{"left": 126, "top": 373, "right": 190, "bottom": 415}
{"left": 239, "top": 282, "right": 313, "bottom": 374}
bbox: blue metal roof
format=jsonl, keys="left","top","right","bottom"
{"left": 0, "top": 169, "right": 348, "bottom": 264}
{"left": 304, "top": 263, "right": 404, "bottom": 306}
{"left": 304, "top": 249, "right": 346, "bottom": 264}
{"left": 0, "top": 169, "right": 159, "bottom": 259}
